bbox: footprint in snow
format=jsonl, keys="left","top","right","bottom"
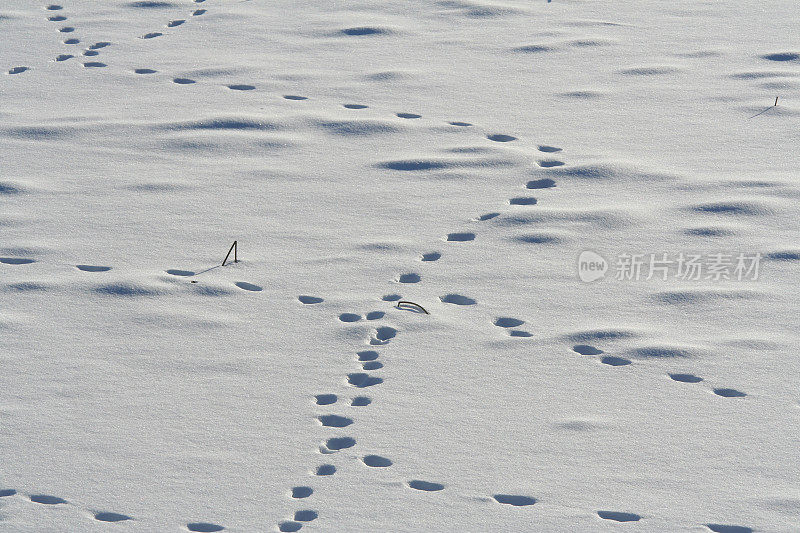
{"left": 30, "top": 494, "right": 67, "bottom": 505}
{"left": 322, "top": 436, "right": 356, "bottom": 452}
{"left": 315, "top": 393, "right": 337, "bottom": 405}
{"left": 494, "top": 317, "right": 524, "bottom": 328}
{"left": 396, "top": 112, "right": 421, "bottom": 119}
{"left": 283, "top": 95, "right": 307, "bottom": 100}
{"left": 446, "top": 232, "right": 475, "bottom": 242}
{"left": 362, "top": 455, "right": 392, "bottom": 467}
{"left": 597, "top": 511, "right": 641, "bottom": 522}
{"left": 357, "top": 350, "right": 379, "bottom": 361}
{"left": 234, "top": 281, "right": 262, "bottom": 291}
{"left": 339, "top": 313, "right": 361, "bottom": 322}
{"left": 76, "top": 265, "right": 111, "bottom": 272}
{"left": 669, "top": 373, "right": 703, "bottom": 383}
{"left": 343, "top": 103, "right": 368, "bottom": 109}
{"left": 278, "top": 521, "right": 301, "bottom": 532}
{"left": 315, "top": 464, "right": 335, "bottom": 475}
{"left": 166, "top": 269, "right": 194, "bottom": 276}
{"left": 48, "top": 15, "right": 67, "bottom": 21}
{"left": 174, "top": 78, "right": 196, "bottom": 84}
{"left": 7, "top": 67, "right": 30, "bottom": 75}
{"left": 348, "top": 373, "right": 383, "bottom": 388}
{"left": 421, "top": 252, "right": 440, "bottom": 261}
{"left": 706, "top": 525, "right": 753, "bottom": 533}
{"left": 291, "top": 486, "right": 313, "bottom": 498}
{"left": 0, "top": 489, "right": 17, "bottom": 497}
{"left": 408, "top": 480, "right": 444, "bottom": 491}
{"left": 526, "top": 178, "right": 556, "bottom": 189}
{"left": 351, "top": 396, "right": 371, "bottom": 406}
{"left": 366, "top": 311, "right": 384, "bottom": 320}
{"left": 142, "top": 32, "right": 162, "bottom": 39}
{"left": 298, "top": 295, "right": 324, "bottom": 304}
{"left": 493, "top": 494, "right": 536, "bottom": 506}
{"left": 187, "top": 523, "right": 224, "bottom": 532}
{"left": 294, "top": 510, "right": 318, "bottom": 522}
{"left": 487, "top": 134, "right": 516, "bottom": 142}
{"left": 370, "top": 326, "right": 397, "bottom": 345}
{"left": 167, "top": 19, "right": 185, "bottom": 27}
{"left": 440, "top": 293, "right": 476, "bottom": 305}
{"left": 192, "top": 9, "right": 206, "bottom": 15}
{"left": 135, "top": 68, "right": 157, "bottom": 74}
{"left": 95, "top": 512, "right": 132, "bottom": 522}
{"left": 228, "top": 84, "right": 255, "bottom": 91}
{"left": 573, "top": 344, "right": 603, "bottom": 355}
{"left": 317, "top": 414, "right": 353, "bottom": 428}
{"left": 713, "top": 388, "right": 746, "bottom": 398}
{"left": 601, "top": 356, "right": 632, "bottom": 366}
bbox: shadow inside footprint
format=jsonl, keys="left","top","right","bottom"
{"left": 315, "top": 464, "right": 336, "bottom": 475}
{"left": 339, "top": 313, "right": 362, "bottom": 322}
{"left": 95, "top": 512, "right": 132, "bottom": 522}
{"left": 0, "top": 257, "right": 35, "bottom": 265}
{"left": 0, "top": 489, "right": 17, "bottom": 497}
{"left": 30, "top": 495, "right": 67, "bottom": 505}
{"left": 573, "top": 344, "right": 603, "bottom": 355}
{"left": 77, "top": 265, "right": 111, "bottom": 272}
{"left": 278, "top": 522, "right": 301, "bottom": 533}
{"left": 166, "top": 269, "right": 194, "bottom": 276}
{"left": 348, "top": 373, "right": 383, "bottom": 388}
{"left": 187, "top": 524, "right": 224, "bottom": 532}
{"left": 597, "top": 511, "right": 641, "bottom": 522}
{"left": 362, "top": 455, "right": 392, "bottom": 467}
{"left": 294, "top": 510, "right": 318, "bottom": 522}
{"left": 235, "top": 281, "right": 262, "bottom": 291}
{"left": 324, "top": 436, "right": 356, "bottom": 451}
{"left": 494, "top": 317, "right": 524, "bottom": 328}
{"left": 493, "top": 494, "right": 536, "bottom": 506}
{"left": 408, "top": 480, "right": 444, "bottom": 491}
{"left": 317, "top": 414, "right": 353, "bottom": 428}
{"left": 291, "top": 486, "right": 313, "bottom": 498}
{"left": 357, "top": 350, "right": 379, "bottom": 361}
{"left": 669, "top": 373, "right": 703, "bottom": 383}
{"left": 351, "top": 396, "right": 371, "bottom": 406}
{"left": 601, "top": 356, "right": 631, "bottom": 366}
{"left": 705, "top": 525, "right": 754, "bottom": 533}
{"left": 315, "top": 394, "right": 337, "bottom": 405}
{"left": 440, "top": 294, "right": 476, "bottom": 305}
{"left": 298, "top": 295, "right": 324, "bottom": 304}
{"left": 713, "top": 388, "right": 746, "bottom": 398}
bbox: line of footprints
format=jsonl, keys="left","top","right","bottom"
{"left": 7, "top": 0, "right": 208, "bottom": 75}
{"left": 1, "top": 126, "right": 754, "bottom": 533}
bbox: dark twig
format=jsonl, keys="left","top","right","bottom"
{"left": 396, "top": 301, "right": 429, "bottom": 314}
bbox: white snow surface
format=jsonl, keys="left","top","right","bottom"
{"left": 1, "top": 0, "right": 799, "bottom": 532}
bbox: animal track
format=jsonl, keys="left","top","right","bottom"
{"left": 234, "top": 281, "right": 262, "bottom": 291}
{"left": 494, "top": 317, "right": 524, "bottom": 328}
{"left": 487, "top": 134, "right": 516, "bottom": 142}
{"left": 396, "top": 113, "right": 421, "bottom": 119}
{"left": 382, "top": 294, "right": 401, "bottom": 301}
{"left": 298, "top": 295, "right": 324, "bottom": 304}
{"left": 370, "top": 326, "right": 397, "bottom": 344}
{"left": 446, "top": 232, "right": 475, "bottom": 241}
{"left": 135, "top": 68, "right": 157, "bottom": 74}
{"left": 362, "top": 455, "right": 392, "bottom": 467}
{"left": 95, "top": 512, "right": 132, "bottom": 522}
{"left": 597, "top": 511, "right": 641, "bottom": 522}
{"left": 440, "top": 293, "right": 476, "bottom": 305}
{"left": 449, "top": 121, "right": 472, "bottom": 126}
{"left": 669, "top": 373, "right": 703, "bottom": 383}
{"left": 291, "top": 486, "right": 313, "bottom": 498}
{"left": 187, "top": 523, "right": 224, "bottom": 532}
{"left": 322, "top": 436, "right": 356, "bottom": 451}
{"left": 348, "top": 373, "right": 383, "bottom": 388}
{"left": 713, "top": 388, "right": 746, "bottom": 398}
{"left": 83, "top": 62, "right": 107, "bottom": 68}
{"left": 228, "top": 84, "right": 255, "bottom": 91}
{"left": 357, "top": 351, "right": 379, "bottom": 361}
{"left": 573, "top": 344, "right": 603, "bottom": 355}
{"left": 366, "top": 311, "right": 384, "bottom": 320}
{"left": 317, "top": 414, "right": 353, "bottom": 427}
{"left": 538, "top": 159, "right": 565, "bottom": 167}
{"left": 173, "top": 77, "right": 196, "bottom": 84}
{"left": 315, "top": 394, "right": 337, "bottom": 405}
{"left": 8, "top": 67, "right": 30, "bottom": 75}
{"left": 315, "top": 464, "right": 336, "bottom": 475}
{"left": 362, "top": 361, "right": 382, "bottom": 370}
{"left": 343, "top": 104, "right": 368, "bottom": 109}
{"left": 76, "top": 265, "right": 111, "bottom": 272}
{"left": 351, "top": 396, "right": 371, "bottom": 406}
{"left": 509, "top": 197, "right": 537, "bottom": 205}
{"left": 166, "top": 269, "right": 194, "bottom": 276}
{"left": 600, "top": 356, "right": 631, "bottom": 366}
{"left": 538, "top": 145, "right": 562, "bottom": 152}
{"left": 167, "top": 19, "right": 185, "bottom": 27}
{"left": 283, "top": 95, "right": 308, "bottom": 100}
{"left": 142, "top": 32, "right": 163, "bottom": 39}
{"left": 398, "top": 273, "right": 420, "bottom": 283}
{"left": 421, "top": 252, "right": 440, "bottom": 261}
{"left": 294, "top": 510, "right": 318, "bottom": 521}
{"left": 339, "top": 313, "right": 362, "bottom": 322}
{"left": 476, "top": 212, "right": 499, "bottom": 221}
{"left": 278, "top": 522, "right": 301, "bottom": 532}
{"left": 1, "top": 257, "right": 36, "bottom": 265}
{"left": 30, "top": 494, "right": 67, "bottom": 505}
{"left": 0, "top": 489, "right": 17, "bottom": 497}
{"left": 493, "top": 494, "right": 536, "bottom": 506}
{"left": 408, "top": 480, "right": 444, "bottom": 491}
{"left": 526, "top": 178, "right": 556, "bottom": 189}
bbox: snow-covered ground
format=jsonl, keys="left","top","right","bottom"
{"left": 1, "top": 1, "right": 799, "bottom": 531}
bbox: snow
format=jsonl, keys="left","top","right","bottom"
{"left": 1, "top": 0, "right": 799, "bottom": 531}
